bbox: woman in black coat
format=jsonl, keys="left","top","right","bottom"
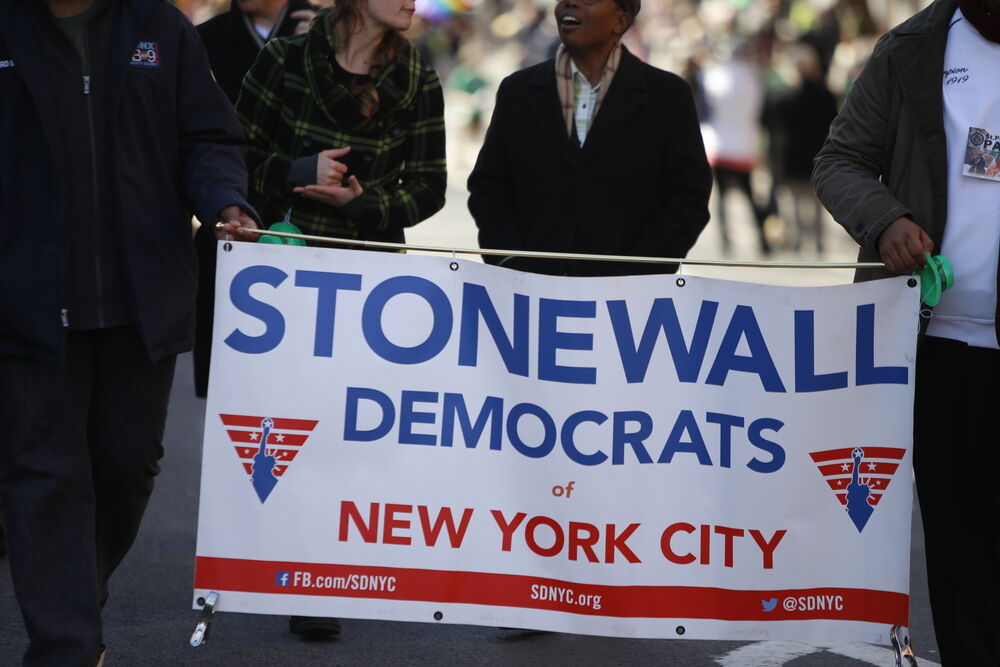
{"left": 468, "top": 0, "right": 711, "bottom": 276}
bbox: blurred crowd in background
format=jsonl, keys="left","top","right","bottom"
{"left": 173, "top": 0, "right": 933, "bottom": 256}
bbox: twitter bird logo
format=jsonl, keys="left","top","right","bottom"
{"left": 761, "top": 598, "right": 778, "bottom": 612}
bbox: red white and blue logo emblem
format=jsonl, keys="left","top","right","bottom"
{"left": 219, "top": 414, "right": 319, "bottom": 503}
{"left": 130, "top": 41, "right": 160, "bottom": 68}
{"left": 810, "top": 446, "right": 906, "bottom": 532}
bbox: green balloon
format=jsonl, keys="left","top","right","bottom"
{"left": 917, "top": 253, "right": 954, "bottom": 307}
{"left": 259, "top": 221, "right": 307, "bottom": 246}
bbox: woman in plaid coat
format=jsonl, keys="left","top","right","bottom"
{"left": 233, "top": 0, "right": 445, "bottom": 638}
{"left": 236, "top": 0, "right": 446, "bottom": 243}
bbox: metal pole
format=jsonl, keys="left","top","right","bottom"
{"left": 216, "top": 223, "right": 885, "bottom": 271}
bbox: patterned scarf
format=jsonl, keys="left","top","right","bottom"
{"left": 555, "top": 43, "right": 622, "bottom": 140}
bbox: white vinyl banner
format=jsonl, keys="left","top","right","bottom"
{"left": 194, "top": 243, "right": 920, "bottom": 644}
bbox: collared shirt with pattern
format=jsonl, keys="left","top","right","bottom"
{"left": 236, "top": 12, "right": 446, "bottom": 241}
{"left": 569, "top": 59, "right": 600, "bottom": 145}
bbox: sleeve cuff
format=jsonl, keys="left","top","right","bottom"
{"left": 340, "top": 193, "right": 367, "bottom": 221}
{"left": 197, "top": 193, "right": 259, "bottom": 228}
{"left": 286, "top": 155, "right": 318, "bottom": 189}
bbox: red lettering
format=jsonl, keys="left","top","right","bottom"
{"left": 418, "top": 506, "right": 474, "bottom": 548}
{"left": 382, "top": 503, "right": 412, "bottom": 545}
{"left": 491, "top": 510, "right": 527, "bottom": 551}
{"left": 568, "top": 522, "right": 601, "bottom": 562}
{"left": 714, "top": 525, "right": 745, "bottom": 567}
{"left": 749, "top": 529, "right": 787, "bottom": 569}
{"left": 525, "top": 515, "right": 564, "bottom": 557}
{"left": 339, "top": 501, "right": 379, "bottom": 543}
{"left": 660, "top": 523, "right": 696, "bottom": 564}
{"left": 700, "top": 523, "right": 711, "bottom": 565}
{"left": 606, "top": 522, "right": 642, "bottom": 563}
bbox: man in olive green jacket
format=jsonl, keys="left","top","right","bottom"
{"left": 814, "top": 0, "right": 1000, "bottom": 663}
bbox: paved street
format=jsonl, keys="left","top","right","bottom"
{"left": 0, "top": 179, "right": 942, "bottom": 665}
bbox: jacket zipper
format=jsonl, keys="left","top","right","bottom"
{"left": 83, "top": 71, "right": 105, "bottom": 327}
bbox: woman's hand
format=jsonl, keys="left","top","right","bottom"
{"left": 294, "top": 175, "right": 364, "bottom": 207}
{"left": 317, "top": 147, "right": 351, "bottom": 187}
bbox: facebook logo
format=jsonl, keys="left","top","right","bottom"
{"left": 275, "top": 571, "right": 291, "bottom": 587}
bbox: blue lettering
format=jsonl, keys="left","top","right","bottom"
{"left": 746, "top": 418, "right": 785, "bottom": 473}
{"left": 344, "top": 387, "right": 395, "bottom": 442}
{"left": 457, "top": 284, "right": 529, "bottom": 376}
{"left": 794, "top": 310, "right": 848, "bottom": 392}
{"left": 657, "top": 410, "right": 711, "bottom": 465}
{"left": 506, "top": 403, "right": 556, "bottom": 458}
{"left": 538, "top": 298, "right": 597, "bottom": 384}
{"left": 611, "top": 412, "right": 654, "bottom": 465}
{"left": 560, "top": 411, "right": 609, "bottom": 466}
{"left": 441, "top": 393, "right": 504, "bottom": 450}
{"left": 224, "top": 265, "right": 287, "bottom": 354}
{"left": 706, "top": 306, "right": 786, "bottom": 392}
{"left": 608, "top": 299, "right": 718, "bottom": 383}
{"left": 294, "top": 271, "right": 362, "bottom": 357}
{"left": 362, "top": 276, "right": 453, "bottom": 364}
{"left": 400, "top": 390, "right": 438, "bottom": 446}
{"left": 856, "top": 304, "right": 908, "bottom": 385}
{"left": 706, "top": 412, "right": 744, "bottom": 469}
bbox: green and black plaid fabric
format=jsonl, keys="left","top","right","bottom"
{"left": 236, "top": 12, "right": 446, "bottom": 241}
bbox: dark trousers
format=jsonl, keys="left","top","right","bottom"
{"left": 914, "top": 336, "right": 1000, "bottom": 666}
{"left": 0, "top": 327, "right": 175, "bottom": 666}
{"left": 193, "top": 222, "right": 217, "bottom": 398}
{"left": 713, "top": 166, "right": 772, "bottom": 254}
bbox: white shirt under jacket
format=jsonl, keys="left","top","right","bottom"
{"left": 926, "top": 9, "right": 1000, "bottom": 349}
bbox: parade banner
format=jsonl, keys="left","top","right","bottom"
{"left": 194, "top": 243, "right": 920, "bottom": 644}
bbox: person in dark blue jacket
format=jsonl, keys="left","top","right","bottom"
{"left": 0, "top": 0, "right": 257, "bottom": 663}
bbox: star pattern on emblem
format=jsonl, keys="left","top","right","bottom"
{"left": 249, "top": 432, "right": 259, "bottom": 441}
{"left": 867, "top": 462, "right": 878, "bottom": 471}
{"left": 275, "top": 433, "right": 285, "bottom": 443}
{"left": 841, "top": 463, "right": 851, "bottom": 471}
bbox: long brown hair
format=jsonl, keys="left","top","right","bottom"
{"left": 328, "top": 0, "right": 408, "bottom": 119}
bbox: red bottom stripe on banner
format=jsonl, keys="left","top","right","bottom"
{"left": 195, "top": 557, "right": 907, "bottom": 624}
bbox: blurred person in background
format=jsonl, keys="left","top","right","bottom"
{"left": 235, "top": 0, "right": 446, "bottom": 637}
{"left": 814, "top": 0, "right": 1000, "bottom": 663}
{"left": 468, "top": 0, "right": 711, "bottom": 276}
{"left": 767, "top": 42, "right": 837, "bottom": 254}
{"left": 0, "top": 0, "right": 257, "bottom": 662}
{"left": 198, "top": 0, "right": 319, "bottom": 104}
{"left": 700, "top": 37, "right": 773, "bottom": 255}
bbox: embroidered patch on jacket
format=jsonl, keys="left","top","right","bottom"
{"left": 130, "top": 41, "right": 160, "bottom": 68}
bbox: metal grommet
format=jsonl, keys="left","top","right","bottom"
{"left": 433, "top": 611, "right": 444, "bottom": 621}
{"left": 675, "top": 625, "right": 686, "bottom": 636}
{"left": 196, "top": 597, "right": 206, "bottom": 607}
{"left": 906, "top": 277, "right": 917, "bottom": 288}
{"left": 919, "top": 308, "right": 933, "bottom": 319}
{"left": 223, "top": 242, "right": 233, "bottom": 252}
{"left": 449, "top": 262, "right": 459, "bottom": 271}
{"left": 676, "top": 277, "right": 686, "bottom": 287}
